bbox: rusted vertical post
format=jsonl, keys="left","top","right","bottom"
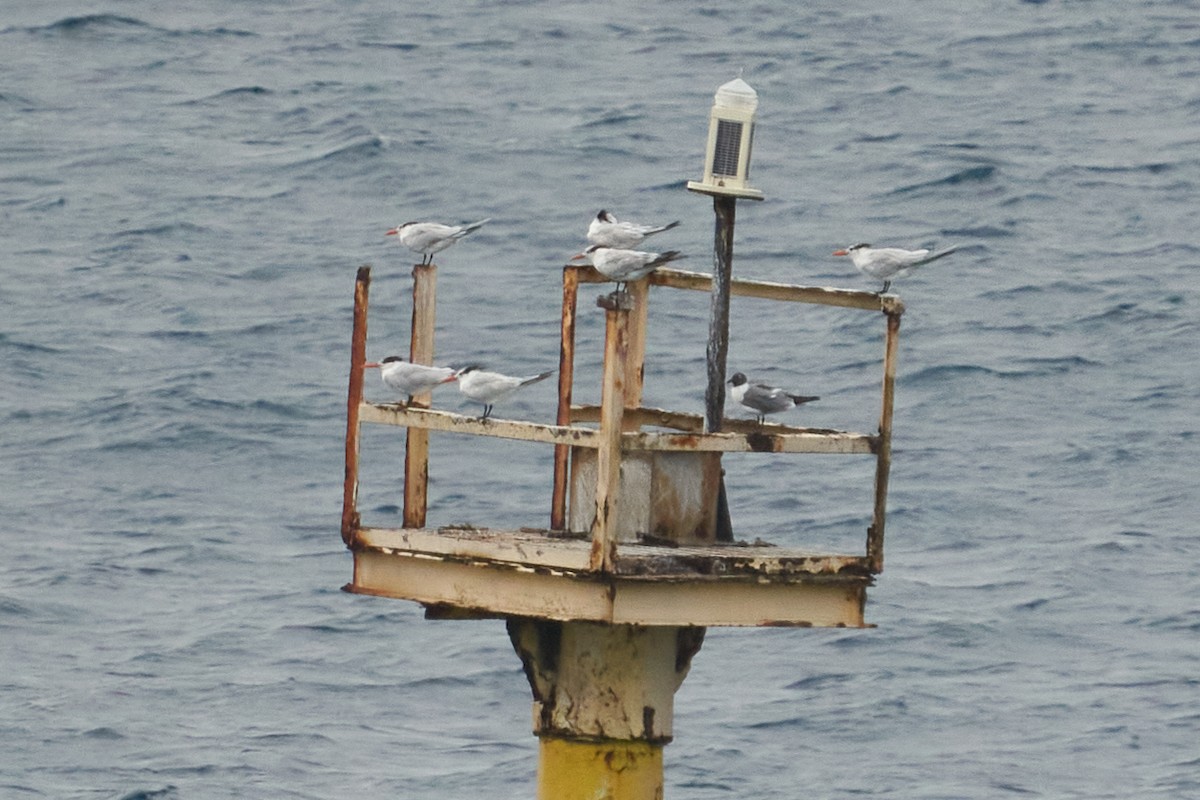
{"left": 623, "top": 278, "right": 649, "bottom": 417}
{"left": 589, "top": 293, "right": 630, "bottom": 573}
{"left": 552, "top": 265, "right": 581, "bottom": 530}
{"left": 868, "top": 308, "right": 902, "bottom": 572}
{"left": 403, "top": 264, "right": 437, "bottom": 529}
{"left": 342, "top": 266, "right": 371, "bottom": 546}
{"left": 706, "top": 196, "right": 737, "bottom": 542}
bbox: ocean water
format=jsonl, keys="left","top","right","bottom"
{"left": 2, "top": 1, "right": 1198, "bottom": 798}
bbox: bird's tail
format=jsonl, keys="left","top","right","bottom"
{"left": 459, "top": 218, "right": 492, "bottom": 236}
{"left": 519, "top": 370, "right": 555, "bottom": 387}
{"left": 647, "top": 220, "right": 681, "bottom": 237}
{"left": 788, "top": 394, "right": 820, "bottom": 405}
{"left": 650, "top": 250, "right": 685, "bottom": 267}
{"left": 913, "top": 245, "right": 958, "bottom": 266}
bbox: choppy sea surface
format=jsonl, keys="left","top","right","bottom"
{"left": 3, "top": 2, "right": 1198, "bottom": 798}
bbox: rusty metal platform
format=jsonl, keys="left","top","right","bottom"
{"left": 346, "top": 526, "right": 872, "bottom": 627}
{"left": 340, "top": 264, "right": 902, "bottom": 629}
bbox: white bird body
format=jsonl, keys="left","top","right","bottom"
{"left": 728, "top": 372, "right": 819, "bottom": 423}
{"left": 573, "top": 245, "right": 684, "bottom": 285}
{"left": 833, "top": 242, "right": 958, "bottom": 292}
{"left": 456, "top": 365, "right": 554, "bottom": 419}
{"left": 365, "top": 356, "right": 457, "bottom": 398}
{"left": 586, "top": 210, "right": 680, "bottom": 249}
{"left": 386, "top": 218, "right": 491, "bottom": 264}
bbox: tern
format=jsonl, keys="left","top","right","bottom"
{"left": 572, "top": 245, "right": 684, "bottom": 290}
{"left": 364, "top": 356, "right": 457, "bottom": 399}
{"left": 833, "top": 242, "right": 958, "bottom": 293}
{"left": 456, "top": 365, "right": 554, "bottom": 420}
{"left": 586, "top": 210, "right": 680, "bottom": 249}
{"left": 728, "top": 372, "right": 819, "bottom": 424}
{"left": 386, "top": 218, "right": 491, "bottom": 265}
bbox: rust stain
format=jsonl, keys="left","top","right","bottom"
{"left": 744, "top": 431, "right": 779, "bottom": 452}
{"left": 668, "top": 434, "right": 701, "bottom": 449}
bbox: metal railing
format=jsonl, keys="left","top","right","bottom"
{"left": 342, "top": 263, "right": 903, "bottom": 574}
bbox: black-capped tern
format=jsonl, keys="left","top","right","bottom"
{"left": 586, "top": 210, "right": 680, "bottom": 249}
{"left": 386, "top": 218, "right": 491, "bottom": 265}
{"left": 455, "top": 365, "right": 554, "bottom": 420}
{"left": 728, "top": 372, "right": 819, "bottom": 424}
{"left": 571, "top": 245, "right": 684, "bottom": 290}
{"left": 364, "top": 356, "right": 457, "bottom": 400}
{"left": 833, "top": 242, "right": 958, "bottom": 293}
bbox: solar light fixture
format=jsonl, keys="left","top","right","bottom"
{"left": 686, "top": 77, "right": 763, "bottom": 200}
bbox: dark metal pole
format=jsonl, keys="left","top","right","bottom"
{"left": 705, "top": 195, "right": 736, "bottom": 432}
{"left": 706, "top": 196, "right": 737, "bottom": 541}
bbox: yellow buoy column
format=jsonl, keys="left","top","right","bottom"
{"left": 508, "top": 285, "right": 707, "bottom": 799}
{"left": 509, "top": 619, "right": 705, "bottom": 800}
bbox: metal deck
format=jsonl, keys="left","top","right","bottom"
{"left": 347, "top": 526, "right": 872, "bottom": 627}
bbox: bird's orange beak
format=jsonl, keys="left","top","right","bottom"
{"left": 832, "top": 249, "right": 849, "bottom": 256}
{"left": 440, "top": 374, "right": 458, "bottom": 384}
{"left": 363, "top": 362, "right": 381, "bottom": 369}
{"left": 570, "top": 251, "right": 586, "bottom": 262}
{"left": 385, "top": 228, "right": 399, "bottom": 236}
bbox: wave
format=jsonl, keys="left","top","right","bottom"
{"left": 359, "top": 41, "right": 419, "bottom": 52}
{"left": 905, "top": 363, "right": 1002, "bottom": 383}
{"left": 319, "top": 135, "right": 387, "bottom": 162}
{"left": 905, "top": 355, "right": 1096, "bottom": 385}
{"left": 939, "top": 224, "right": 1014, "bottom": 238}
{"left": 23, "top": 14, "right": 150, "bottom": 34}
{"left": 281, "top": 135, "right": 388, "bottom": 175}
{"left": 117, "top": 788, "right": 178, "bottom": 800}
{"left": 1012, "top": 354, "right": 1101, "bottom": 373}
{"left": 19, "top": 195, "right": 67, "bottom": 211}
{"left": 976, "top": 279, "right": 1094, "bottom": 301}
{"left": 891, "top": 165, "right": 997, "bottom": 194}
{"left": 12, "top": 14, "right": 255, "bottom": 39}
{"left": 854, "top": 132, "right": 902, "bottom": 143}
{"left": 0, "top": 91, "right": 37, "bottom": 109}
{"left": 0, "top": 595, "right": 34, "bottom": 619}
{"left": 1083, "top": 161, "right": 1175, "bottom": 176}
{"left": 0, "top": 333, "right": 64, "bottom": 355}
{"left": 578, "top": 109, "right": 648, "bottom": 129}
{"left": 453, "top": 38, "right": 516, "bottom": 52}
{"left": 247, "top": 731, "right": 336, "bottom": 745}
{"left": 784, "top": 672, "right": 854, "bottom": 691}
{"left": 95, "top": 421, "right": 283, "bottom": 455}
{"left": 1072, "top": 301, "right": 1179, "bottom": 326}
{"left": 182, "top": 86, "right": 274, "bottom": 105}
{"left": 83, "top": 726, "right": 125, "bottom": 740}
{"left": 113, "top": 222, "right": 210, "bottom": 239}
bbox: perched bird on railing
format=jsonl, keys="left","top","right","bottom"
{"left": 586, "top": 210, "right": 680, "bottom": 249}
{"left": 364, "top": 356, "right": 457, "bottom": 400}
{"left": 728, "top": 372, "right": 820, "bottom": 424}
{"left": 455, "top": 365, "right": 555, "bottom": 420}
{"left": 572, "top": 245, "right": 684, "bottom": 291}
{"left": 832, "top": 242, "right": 958, "bottom": 293}
{"left": 386, "top": 218, "right": 491, "bottom": 265}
